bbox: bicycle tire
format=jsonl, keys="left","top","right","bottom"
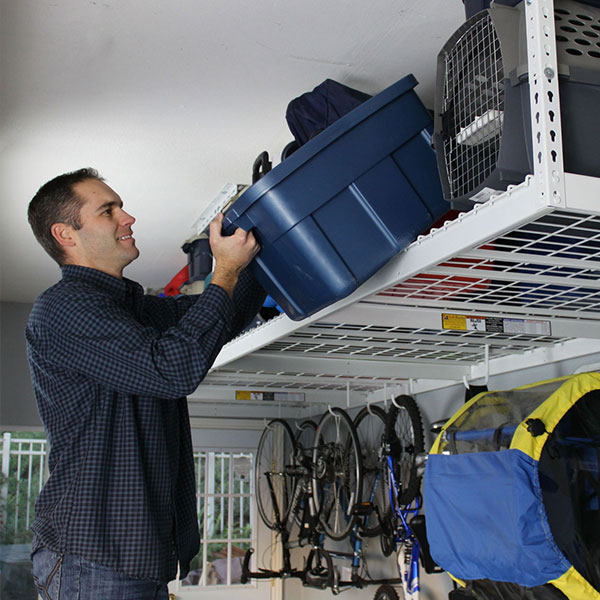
{"left": 255, "top": 418, "right": 297, "bottom": 530}
{"left": 385, "top": 395, "right": 424, "bottom": 506}
{"left": 312, "top": 407, "right": 362, "bottom": 540}
{"left": 373, "top": 584, "right": 400, "bottom": 600}
{"left": 353, "top": 405, "right": 390, "bottom": 537}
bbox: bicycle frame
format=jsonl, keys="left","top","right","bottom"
{"left": 386, "top": 452, "right": 422, "bottom": 600}
{"left": 312, "top": 497, "right": 404, "bottom": 595}
{"left": 241, "top": 459, "right": 314, "bottom": 584}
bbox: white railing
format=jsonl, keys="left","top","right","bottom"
{"left": 174, "top": 450, "right": 255, "bottom": 590}
{"left": 1, "top": 434, "right": 255, "bottom": 590}
{"left": 0, "top": 432, "right": 48, "bottom": 542}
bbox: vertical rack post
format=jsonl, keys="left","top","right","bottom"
{"left": 525, "top": 0, "right": 566, "bottom": 207}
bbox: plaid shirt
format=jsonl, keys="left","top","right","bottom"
{"left": 25, "top": 264, "right": 265, "bottom": 582}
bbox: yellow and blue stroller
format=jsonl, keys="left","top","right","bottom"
{"left": 425, "top": 372, "right": 600, "bottom": 599}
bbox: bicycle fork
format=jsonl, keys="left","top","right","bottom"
{"left": 397, "top": 537, "right": 420, "bottom": 600}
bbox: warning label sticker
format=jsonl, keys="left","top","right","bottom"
{"left": 442, "top": 314, "right": 551, "bottom": 335}
{"left": 235, "top": 391, "right": 306, "bottom": 402}
{"left": 236, "top": 390, "right": 275, "bottom": 401}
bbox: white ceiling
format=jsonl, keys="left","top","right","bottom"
{"left": 0, "top": 0, "right": 465, "bottom": 304}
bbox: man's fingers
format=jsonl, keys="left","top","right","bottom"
{"left": 232, "top": 227, "right": 248, "bottom": 241}
{"left": 209, "top": 213, "right": 260, "bottom": 269}
{"left": 209, "top": 213, "right": 224, "bottom": 238}
{"left": 248, "top": 231, "right": 260, "bottom": 255}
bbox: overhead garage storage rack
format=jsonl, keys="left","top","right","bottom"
{"left": 191, "top": 0, "right": 600, "bottom": 413}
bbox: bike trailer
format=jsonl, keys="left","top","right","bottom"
{"left": 424, "top": 372, "right": 600, "bottom": 600}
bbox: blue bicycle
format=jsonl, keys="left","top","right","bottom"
{"left": 353, "top": 396, "right": 441, "bottom": 600}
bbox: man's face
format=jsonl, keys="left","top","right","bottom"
{"left": 67, "top": 179, "right": 140, "bottom": 277}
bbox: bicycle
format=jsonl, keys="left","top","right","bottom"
{"left": 306, "top": 405, "right": 412, "bottom": 594}
{"left": 336, "top": 395, "right": 442, "bottom": 599}
{"left": 244, "top": 407, "right": 401, "bottom": 593}
{"left": 244, "top": 399, "right": 439, "bottom": 596}
{"left": 368, "top": 394, "right": 443, "bottom": 600}
{"left": 249, "top": 417, "right": 305, "bottom": 582}
{"left": 242, "top": 408, "right": 364, "bottom": 591}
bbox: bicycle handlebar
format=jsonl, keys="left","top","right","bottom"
{"left": 240, "top": 548, "right": 304, "bottom": 584}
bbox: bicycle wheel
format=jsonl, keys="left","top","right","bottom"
{"left": 385, "top": 395, "right": 424, "bottom": 506}
{"left": 373, "top": 584, "right": 400, "bottom": 600}
{"left": 255, "top": 418, "right": 297, "bottom": 530}
{"left": 353, "top": 405, "right": 390, "bottom": 537}
{"left": 312, "top": 407, "right": 362, "bottom": 540}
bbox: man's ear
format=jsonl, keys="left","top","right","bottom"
{"left": 50, "top": 223, "right": 76, "bottom": 248}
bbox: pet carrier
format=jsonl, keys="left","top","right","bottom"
{"left": 425, "top": 372, "right": 600, "bottom": 600}
{"left": 434, "top": 0, "right": 600, "bottom": 209}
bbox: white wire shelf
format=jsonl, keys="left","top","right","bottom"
{"left": 198, "top": 174, "right": 600, "bottom": 398}
{"left": 196, "top": 1, "right": 600, "bottom": 403}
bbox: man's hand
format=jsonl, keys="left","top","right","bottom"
{"left": 208, "top": 213, "right": 260, "bottom": 298}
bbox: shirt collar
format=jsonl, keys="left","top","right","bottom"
{"left": 60, "top": 265, "right": 143, "bottom": 306}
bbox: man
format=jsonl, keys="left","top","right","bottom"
{"left": 25, "top": 168, "right": 265, "bottom": 598}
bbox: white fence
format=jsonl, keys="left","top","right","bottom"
{"left": 0, "top": 433, "right": 254, "bottom": 586}
{"left": 0, "top": 432, "right": 47, "bottom": 543}
{"left": 182, "top": 450, "right": 255, "bottom": 587}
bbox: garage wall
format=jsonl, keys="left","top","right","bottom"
{"left": 0, "top": 301, "right": 40, "bottom": 429}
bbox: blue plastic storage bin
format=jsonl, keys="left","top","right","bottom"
{"left": 223, "top": 74, "right": 448, "bottom": 320}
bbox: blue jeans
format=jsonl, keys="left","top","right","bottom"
{"left": 32, "top": 549, "right": 169, "bottom": 600}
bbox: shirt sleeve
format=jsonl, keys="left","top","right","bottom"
{"left": 26, "top": 283, "right": 237, "bottom": 399}
{"left": 141, "top": 268, "right": 266, "bottom": 338}
{"left": 230, "top": 268, "right": 267, "bottom": 337}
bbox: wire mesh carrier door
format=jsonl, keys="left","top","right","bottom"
{"left": 433, "top": 0, "right": 600, "bottom": 209}
{"left": 425, "top": 372, "right": 600, "bottom": 600}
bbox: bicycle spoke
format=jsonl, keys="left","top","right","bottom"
{"left": 312, "top": 407, "right": 362, "bottom": 540}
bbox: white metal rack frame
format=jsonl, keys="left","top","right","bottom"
{"left": 191, "top": 0, "right": 600, "bottom": 408}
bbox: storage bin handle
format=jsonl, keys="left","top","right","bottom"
{"left": 252, "top": 151, "right": 272, "bottom": 184}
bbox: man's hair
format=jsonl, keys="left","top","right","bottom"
{"left": 28, "top": 168, "right": 104, "bottom": 265}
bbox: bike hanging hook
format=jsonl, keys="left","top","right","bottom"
{"left": 367, "top": 401, "right": 375, "bottom": 416}
{"left": 464, "top": 345, "right": 490, "bottom": 389}
{"left": 391, "top": 394, "right": 402, "bottom": 409}
{"left": 483, "top": 344, "right": 490, "bottom": 386}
